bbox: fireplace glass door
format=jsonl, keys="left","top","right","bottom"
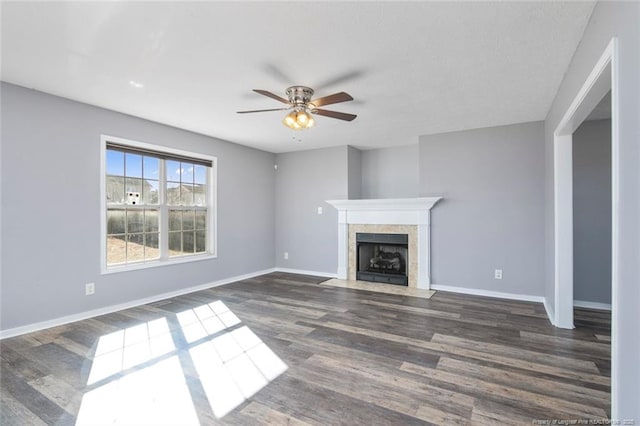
{"left": 356, "top": 233, "right": 408, "bottom": 286}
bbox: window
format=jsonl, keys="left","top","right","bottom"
{"left": 101, "top": 136, "right": 216, "bottom": 272}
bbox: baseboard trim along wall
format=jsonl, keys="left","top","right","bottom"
{"left": 431, "top": 284, "right": 558, "bottom": 325}
{"left": 543, "top": 298, "right": 556, "bottom": 326}
{"left": 430, "top": 284, "right": 546, "bottom": 304}
{"left": 574, "top": 300, "right": 612, "bottom": 311}
{"left": 3, "top": 270, "right": 564, "bottom": 339}
{"left": 274, "top": 267, "right": 337, "bottom": 279}
{"left": 0, "top": 268, "right": 277, "bottom": 340}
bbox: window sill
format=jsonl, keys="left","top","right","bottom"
{"left": 101, "top": 253, "right": 217, "bottom": 275}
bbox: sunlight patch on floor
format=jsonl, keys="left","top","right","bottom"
{"left": 79, "top": 301, "right": 288, "bottom": 422}
{"left": 190, "top": 325, "right": 288, "bottom": 418}
{"left": 77, "top": 356, "right": 199, "bottom": 425}
{"left": 87, "top": 318, "right": 174, "bottom": 385}
{"left": 176, "top": 300, "right": 241, "bottom": 343}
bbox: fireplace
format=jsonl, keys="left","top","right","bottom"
{"left": 356, "top": 233, "right": 408, "bottom": 286}
{"left": 326, "top": 197, "right": 442, "bottom": 289}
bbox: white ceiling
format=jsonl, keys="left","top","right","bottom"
{"left": 1, "top": 2, "right": 595, "bottom": 153}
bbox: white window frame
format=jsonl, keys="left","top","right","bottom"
{"left": 100, "top": 134, "right": 218, "bottom": 274}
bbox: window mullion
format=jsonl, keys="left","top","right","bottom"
{"left": 159, "top": 158, "right": 169, "bottom": 261}
{"left": 207, "top": 164, "right": 213, "bottom": 255}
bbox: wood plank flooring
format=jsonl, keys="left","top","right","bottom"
{"left": 0, "top": 272, "right": 611, "bottom": 425}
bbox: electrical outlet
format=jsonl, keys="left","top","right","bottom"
{"left": 85, "top": 282, "right": 96, "bottom": 295}
{"left": 317, "top": 206, "right": 323, "bottom": 215}
{"left": 283, "top": 252, "right": 289, "bottom": 260}
{"left": 494, "top": 269, "right": 503, "bottom": 280}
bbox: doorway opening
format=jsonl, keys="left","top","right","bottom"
{"left": 572, "top": 95, "right": 612, "bottom": 314}
{"left": 552, "top": 37, "right": 618, "bottom": 413}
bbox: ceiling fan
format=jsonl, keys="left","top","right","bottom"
{"left": 237, "top": 86, "right": 357, "bottom": 130}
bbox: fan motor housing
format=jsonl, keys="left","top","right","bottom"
{"left": 286, "top": 86, "right": 314, "bottom": 105}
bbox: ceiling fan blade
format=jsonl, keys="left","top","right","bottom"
{"left": 253, "top": 89, "right": 290, "bottom": 104}
{"left": 237, "top": 107, "right": 291, "bottom": 114}
{"left": 313, "top": 108, "right": 357, "bottom": 121}
{"left": 310, "top": 92, "right": 353, "bottom": 108}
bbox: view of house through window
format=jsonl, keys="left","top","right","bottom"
{"left": 105, "top": 140, "right": 214, "bottom": 268}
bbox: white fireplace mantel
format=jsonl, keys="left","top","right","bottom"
{"left": 326, "top": 197, "right": 442, "bottom": 289}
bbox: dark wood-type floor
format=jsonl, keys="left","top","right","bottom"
{"left": 0, "top": 272, "right": 611, "bottom": 425}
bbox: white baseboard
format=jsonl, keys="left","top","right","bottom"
{"left": 430, "top": 284, "right": 545, "bottom": 304}
{"left": 274, "top": 267, "right": 337, "bottom": 279}
{"left": 0, "top": 268, "right": 276, "bottom": 340}
{"left": 574, "top": 300, "right": 612, "bottom": 311}
{"left": 544, "top": 298, "right": 556, "bottom": 326}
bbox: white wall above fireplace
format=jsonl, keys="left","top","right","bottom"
{"left": 326, "top": 197, "right": 442, "bottom": 289}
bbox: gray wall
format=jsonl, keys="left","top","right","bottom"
{"left": 361, "top": 145, "right": 419, "bottom": 199}
{"left": 347, "top": 146, "right": 362, "bottom": 199}
{"left": 0, "top": 83, "right": 276, "bottom": 331}
{"left": 573, "top": 119, "right": 611, "bottom": 305}
{"left": 543, "top": 2, "right": 640, "bottom": 417}
{"left": 419, "top": 122, "right": 545, "bottom": 297}
{"left": 275, "top": 146, "right": 349, "bottom": 274}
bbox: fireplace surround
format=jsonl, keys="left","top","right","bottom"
{"left": 326, "top": 197, "right": 442, "bottom": 289}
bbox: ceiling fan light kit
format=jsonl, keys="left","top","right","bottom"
{"left": 237, "top": 85, "right": 357, "bottom": 132}
{"left": 283, "top": 107, "right": 315, "bottom": 130}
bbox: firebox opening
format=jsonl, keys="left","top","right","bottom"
{"left": 356, "top": 233, "right": 408, "bottom": 286}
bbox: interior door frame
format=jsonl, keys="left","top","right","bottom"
{"left": 552, "top": 37, "right": 618, "bottom": 410}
